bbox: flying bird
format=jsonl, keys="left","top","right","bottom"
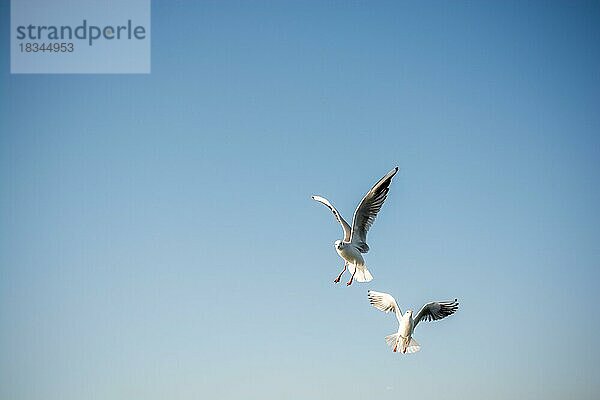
{"left": 368, "top": 290, "right": 458, "bottom": 353}
{"left": 311, "top": 167, "right": 398, "bottom": 285}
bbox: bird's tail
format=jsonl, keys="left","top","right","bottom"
{"left": 404, "top": 337, "right": 421, "bottom": 354}
{"left": 385, "top": 333, "right": 420, "bottom": 354}
{"left": 348, "top": 264, "right": 373, "bottom": 283}
{"left": 385, "top": 333, "right": 400, "bottom": 351}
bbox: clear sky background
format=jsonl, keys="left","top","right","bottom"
{"left": 1, "top": 1, "right": 599, "bottom": 399}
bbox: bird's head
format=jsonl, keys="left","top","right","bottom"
{"left": 334, "top": 240, "right": 343, "bottom": 250}
{"left": 406, "top": 310, "right": 413, "bottom": 317}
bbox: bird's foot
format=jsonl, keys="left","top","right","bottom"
{"left": 334, "top": 264, "right": 347, "bottom": 284}
{"left": 346, "top": 274, "right": 355, "bottom": 286}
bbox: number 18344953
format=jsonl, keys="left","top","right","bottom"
{"left": 19, "top": 42, "right": 74, "bottom": 52}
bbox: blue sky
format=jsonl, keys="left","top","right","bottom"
{"left": 1, "top": 1, "right": 599, "bottom": 399}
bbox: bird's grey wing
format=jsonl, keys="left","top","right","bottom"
{"left": 350, "top": 167, "right": 399, "bottom": 253}
{"left": 368, "top": 290, "right": 402, "bottom": 322}
{"left": 413, "top": 299, "right": 459, "bottom": 328}
{"left": 311, "top": 195, "right": 352, "bottom": 242}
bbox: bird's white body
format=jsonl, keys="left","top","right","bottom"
{"left": 393, "top": 310, "right": 416, "bottom": 353}
{"left": 335, "top": 241, "right": 373, "bottom": 283}
{"left": 400, "top": 311, "right": 414, "bottom": 339}
{"left": 335, "top": 242, "right": 364, "bottom": 266}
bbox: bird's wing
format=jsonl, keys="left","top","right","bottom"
{"left": 350, "top": 167, "right": 399, "bottom": 253}
{"left": 368, "top": 290, "right": 402, "bottom": 322}
{"left": 311, "top": 195, "right": 352, "bottom": 242}
{"left": 414, "top": 299, "right": 459, "bottom": 328}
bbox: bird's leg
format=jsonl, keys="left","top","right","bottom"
{"left": 333, "top": 262, "right": 347, "bottom": 283}
{"left": 346, "top": 268, "right": 357, "bottom": 286}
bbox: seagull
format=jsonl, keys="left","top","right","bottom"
{"left": 368, "top": 290, "right": 458, "bottom": 353}
{"left": 311, "top": 167, "right": 398, "bottom": 285}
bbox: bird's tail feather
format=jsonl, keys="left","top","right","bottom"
{"left": 348, "top": 264, "right": 373, "bottom": 283}
{"left": 385, "top": 333, "right": 420, "bottom": 353}
{"left": 385, "top": 333, "right": 400, "bottom": 350}
{"left": 405, "top": 338, "right": 421, "bottom": 354}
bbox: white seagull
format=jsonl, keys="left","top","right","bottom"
{"left": 312, "top": 167, "right": 398, "bottom": 285}
{"left": 368, "top": 290, "right": 458, "bottom": 354}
